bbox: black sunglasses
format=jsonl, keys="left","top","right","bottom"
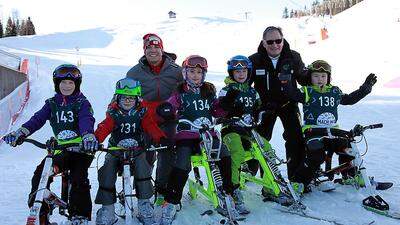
{"left": 265, "top": 39, "right": 283, "bottom": 45}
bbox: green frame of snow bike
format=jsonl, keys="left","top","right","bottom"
{"left": 238, "top": 137, "right": 282, "bottom": 197}
{"left": 188, "top": 148, "right": 220, "bottom": 208}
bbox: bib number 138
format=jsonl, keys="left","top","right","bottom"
{"left": 319, "top": 96, "right": 335, "bottom": 107}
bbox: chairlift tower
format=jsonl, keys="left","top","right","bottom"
{"left": 245, "top": 11, "right": 251, "bottom": 21}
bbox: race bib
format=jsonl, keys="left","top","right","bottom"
{"left": 317, "top": 112, "right": 337, "bottom": 127}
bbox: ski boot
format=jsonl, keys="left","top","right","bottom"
{"left": 160, "top": 202, "right": 177, "bottom": 225}
{"left": 232, "top": 189, "right": 250, "bottom": 215}
{"left": 137, "top": 199, "right": 156, "bottom": 225}
{"left": 70, "top": 216, "right": 89, "bottom": 225}
{"left": 96, "top": 204, "right": 116, "bottom": 225}
{"left": 262, "top": 182, "right": 304, "bottom": 206}
{"left": 215, "top": 195, "right": 245, "bottom": 222}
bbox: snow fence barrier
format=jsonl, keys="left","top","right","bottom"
{"left": 0, "top": 61, "right": 30, "bottom": 142}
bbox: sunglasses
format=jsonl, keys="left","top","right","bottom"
{"left": 229, "top": 59, "right": 250, "bottom": 69}
{"left": 54, "top": 67, "right": 82, "bottom": 79}
{"left": 265, "top": 39, "right": 283, "bottom": 45}
{"left": 120, "top": 95, "right": 137, "bottom": 102}
{"left": 184, "top": 56, "right": 208, "bottom": 69}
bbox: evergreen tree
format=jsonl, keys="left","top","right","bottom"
{"left": 282, "top": 7, "right": 289, "bottom": 18}
{"left": 19, "top": 20, "right": 27, "bottom": 36}
{"left": 16, "top": 19, "right": 21, "bottom": 35}
{"left": 5, "top": 17, "right": 17, "bottom": 37}
{"left": 0, "top": 21, "right": 3, "bottom": 38}
{"left": 11, "top": 21, "right": 17, "bottom": 36}
{"left": 26, "top": 17, "right": 36, "bottom": 35}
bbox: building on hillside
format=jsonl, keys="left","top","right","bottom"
{"left": 168, "top": 11, "right": 176, "bottom": 19}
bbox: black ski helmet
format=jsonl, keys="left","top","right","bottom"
{"left": 52, "top": 64, "right": 82, "bottom": 94}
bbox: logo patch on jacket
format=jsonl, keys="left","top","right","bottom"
{"left": 256, "top": 69, "right": 266, "bottom": 76}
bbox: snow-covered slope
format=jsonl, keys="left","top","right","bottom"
{"left": 0, "top": 0, "right": 399, "bottom": 224}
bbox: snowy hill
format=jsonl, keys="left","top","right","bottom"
{"left": 1, "top": 0, "right": 400, "bottom": 224}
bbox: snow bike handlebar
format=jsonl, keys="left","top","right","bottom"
{"left": 23, "top": 138, "right": 83, "bottom": 153}
{"left": 178, "top": 119, "right": 216, "bottom": 131}
{"left": 96, "top": 145, "right": 168, "bottom": 162}
{"left": 217, "top": 111, "right": 265, "bottom": 128}
{"left": 97, "top": 145, "right": 167, "bottom": 154}
{"left": 350, "top": 123, "right": 383, "bottom": 137}
{"left": 305, "top": 123, "right": 383, "bottom": 140}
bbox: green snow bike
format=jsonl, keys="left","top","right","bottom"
{"left": 221, "top": 112, "right": 303, "bottom": 208}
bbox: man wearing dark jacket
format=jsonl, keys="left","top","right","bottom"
{"left": 126, "top": 33, "right": 183, "bottom": 202}
{"left": 248, "top": 26, "right": 308, "bottom": 185}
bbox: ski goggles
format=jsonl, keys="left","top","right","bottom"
{"left": 308, "top": 60, "right": 331, "bottom": 74}
{"left": 229, "top": 59, "right": 250, "bottom": 69}
{"left": 115, "top": 79, "right": 142, "bottom": 96}
{"left": 183, "top": 55, "right": 208, "bottom": 69}
{"left": 265, "top": 38, "right": 283, "bottom": 45}
{"left": 53, "top": 66, "right": 82, "bottom": 79}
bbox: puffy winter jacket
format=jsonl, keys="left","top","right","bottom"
{"left": 126, "top": 53, "right": 183, "bottom": 102}
{"left": 249, "top": 39, "right": 308, "bottom": 108}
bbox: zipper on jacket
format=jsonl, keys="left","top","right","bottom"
{"left": 266, "top": 73, "right": 270, "bottom": 90}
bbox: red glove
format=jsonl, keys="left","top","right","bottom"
{"left": 141, "top": 100, "right": 167, "bottom": 144}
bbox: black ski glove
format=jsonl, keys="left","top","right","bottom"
{"left": 156, "top": 102, "right": 175, "bottom": 121}
{"left": 220, "top": 89, "right": 241, "bottom": 111}
{"left": 263, "top": 102, "right": 277, "bottom": 115}
{"left": 231, "top": 103, "right": 245, "bottom": 117}
{"left": 361, "top": 73, "right": 377, "bottom": 93}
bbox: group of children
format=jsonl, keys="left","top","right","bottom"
{"left": 2, "top": 53, "right": 377, "bottom": 225}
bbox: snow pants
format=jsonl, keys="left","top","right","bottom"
{"left": 223, "top": 132, "right": 272, "bottom": 186}
{"left": 29, "top": 152, "right": 93, "bottom": 219}
{"left": 294, "top": 128, "right": 354, "bottom": 186}
{"left": 250, "top": 103, "right": 305, "bottom": 181}
{"left": 95, "top": 151, "right": 153, "bottom": 205}
{"left": 164, "top": 138, "right": 233, "bottom": 204}
{"left": 153, "top": 120, "right": 176, "bottom": 196}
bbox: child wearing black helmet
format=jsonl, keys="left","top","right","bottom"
{"left": 3, "top": 64, "right": 97, "bottom": 225}
{"left": 279, "top": 59, "right": 378, "bottom": 191}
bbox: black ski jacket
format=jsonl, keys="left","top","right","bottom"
{"left": 249, "top": 40, "right": 308, "bottom": 108}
